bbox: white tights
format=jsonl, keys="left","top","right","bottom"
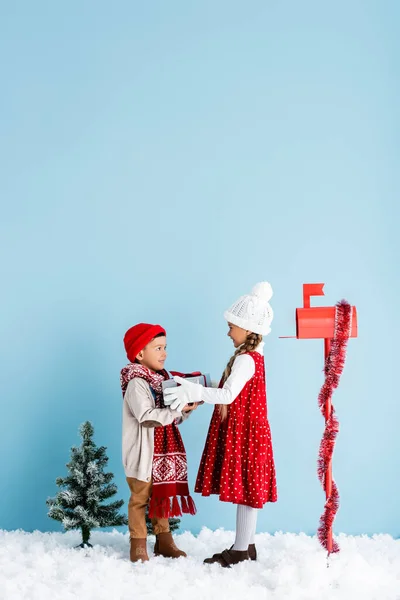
{"left": 232, "top": 504, "right": 258, "bottom": 551}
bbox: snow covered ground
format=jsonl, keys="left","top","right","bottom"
{"left": 0, "top": 528, "right": 399, "bottom": 600}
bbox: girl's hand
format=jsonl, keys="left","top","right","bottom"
{"left": 164, "top": 377, "right": 203, "bottom": 410}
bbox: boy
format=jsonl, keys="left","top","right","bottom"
{"left": 120, "top": 323, "right": 197, "bottom": 562}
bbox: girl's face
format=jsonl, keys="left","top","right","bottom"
{"left": 136, "top": 336, "right": 167, "bottom": 372}
{"left": 227, "top": 323, "right": 250, "bottom": 348}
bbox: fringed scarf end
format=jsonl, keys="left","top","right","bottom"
{"left": 186, "top": 495, "right": 197, "bottom": 515}
{"left": 149, "top": 495, "right": 196, "bottom": 518}
{"left": 171, "top": 496, "right": 182, "bottom": 517}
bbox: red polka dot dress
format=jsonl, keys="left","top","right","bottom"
{"left": 195, "top": 351, "right": 277, "bottom": 508}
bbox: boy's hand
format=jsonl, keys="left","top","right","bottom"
{"left": 182, "top": 402, "right": 199, "bottom": 413}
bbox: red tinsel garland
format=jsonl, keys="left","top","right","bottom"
{"left": 317, "top": 300, "right": 352, "bottom": 554}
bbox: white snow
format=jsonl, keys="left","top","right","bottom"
{"left": 0, "top": 528, "right": 399, "bottom": 600}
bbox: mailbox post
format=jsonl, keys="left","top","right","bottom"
{"left": 282, "top": 283, "right": 357, "bottom": 554}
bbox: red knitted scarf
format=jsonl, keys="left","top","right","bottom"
{"left": 120, "top": 363, "right": 196, "bottom": 519}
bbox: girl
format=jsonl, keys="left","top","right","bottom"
{"left": 164, "top": 282, "right": 277, "bottom": 567}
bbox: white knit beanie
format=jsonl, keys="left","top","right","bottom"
{"left": 223, "top": 282, "right": 274, "bottom": 336}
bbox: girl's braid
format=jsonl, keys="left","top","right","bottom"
{"left": 218, "top": 332, "right": 262, "bottom": 421}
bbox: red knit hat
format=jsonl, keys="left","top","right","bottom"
{"left": 123, "top": 323, "right": 166, "bottom": 363}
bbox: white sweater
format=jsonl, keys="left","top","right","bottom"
{"left": 201, "top": 342, "right": 264, "bottom": 405}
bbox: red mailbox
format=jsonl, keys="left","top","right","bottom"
{"left": 296, "top": 283, "right": 357, "bottom": 339}
{"left": 282, "top": 283, "right": 357, "bottom": 556}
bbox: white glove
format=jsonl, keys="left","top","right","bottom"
{"left": 163, "top": 376, "right": 203, "bottom": 412}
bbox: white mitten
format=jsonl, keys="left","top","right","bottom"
{"left": 163, "top": 376, "right": 203, "bottom": 411}
{"left": 163, "top": 392, "right": 188, "bottom": 412}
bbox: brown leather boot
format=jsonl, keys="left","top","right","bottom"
{"left": 130, "top": 538, "right": 149, "bottom": 562}
{"left": 248, "top": 543, "right": 257, "bottom": 561}
{"left": 204, "top": 544, "right": 257, "bottom": 564}
{"left": 215, "top": 548, "right": 249, "bottom": 568}
{"left": 154, "top": 532, "right": 187, "bottom": 558}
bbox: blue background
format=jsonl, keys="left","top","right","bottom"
{"left": 0, "top": 0, "right": 398, "bottom": 537}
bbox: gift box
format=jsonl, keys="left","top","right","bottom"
{"left": 162, "top": 371, "right": 212, "bottom": 391}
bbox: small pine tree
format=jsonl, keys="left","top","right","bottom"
{"left": 145, "top": 506, "right": 180, "bottom": 535}
{"left": 47, "top": 421, "right": 128, "bottom": 547}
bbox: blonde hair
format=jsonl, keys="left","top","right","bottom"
{"left": 218, "top": 332, "right": 263, "bottom": 421}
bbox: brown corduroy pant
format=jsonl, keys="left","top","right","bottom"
{"left": 126, "top": 477, "right": 170, "bottom": 539}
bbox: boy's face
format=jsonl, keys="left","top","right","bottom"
{"left": 136, "top": 336, "right": 167, "bottom": 372}
{"left": 227, "top": 323, "right": 250, "bottom": 348}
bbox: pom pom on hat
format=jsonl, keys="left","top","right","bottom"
{"left": 223, "top": 281, "right": 274, "bottom": 336}
{"left": 251, "top": 281, "right": 273, "bottom": 302}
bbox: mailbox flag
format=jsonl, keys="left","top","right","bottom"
{"left": 303, "top": 283, "right": 325, "bottom": 308}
